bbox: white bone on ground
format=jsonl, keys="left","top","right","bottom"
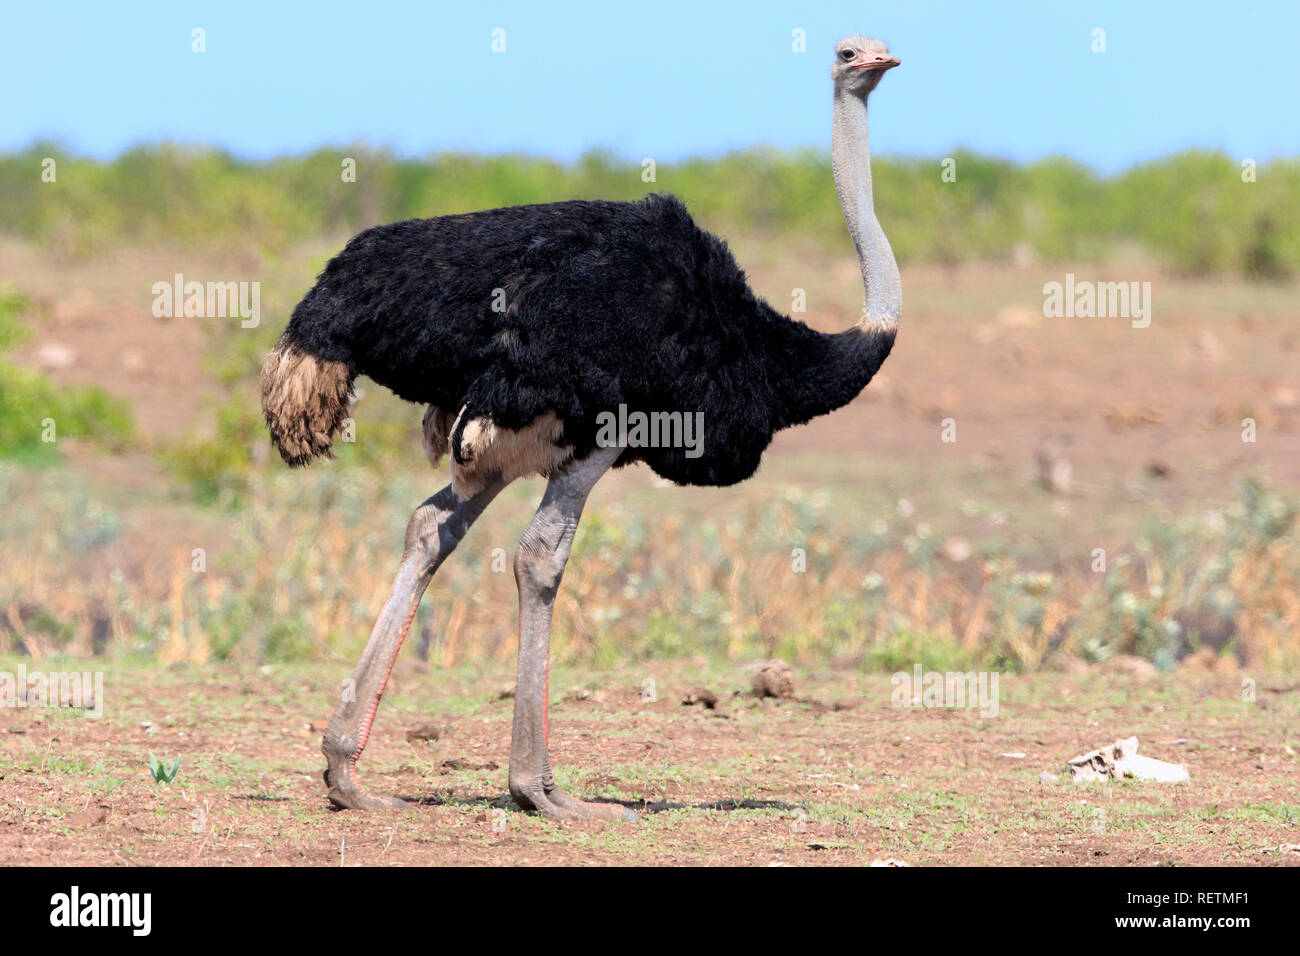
{"left": 1066, "top": 736, "right": 1190, "bottom": 783}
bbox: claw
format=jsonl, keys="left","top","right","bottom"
{"left": 324, "top": 766, "right": 410, "bottom": 811}
{"left": 512, "top": 780, "right": 635, "bottom": 821}
{"left": 548, "top": 791, "right": 636, "bottom": 822}
{"left": 328, "top": 789, "right": 410, "bottom": 811}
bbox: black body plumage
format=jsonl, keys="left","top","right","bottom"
{"left": 280, "top": 193, "right": 893, "bottom": 487}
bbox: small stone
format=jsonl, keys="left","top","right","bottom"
{"left": 66, "top": 807, "right": 107, "bottom": 827}
{"left": 941, "top": 536, "right": 972, "bottom": 563}
{"left": 1271, "top": 386, "right": 1300, "bottom": 409}
{"left": 682, "top": 687, "right": 719, "bottom": 709}
{"left": 752, "top": 660, "right": 795, "bottom": 699}
{"left": 36, "top": 343, "right": 76, "bottom": 370}
{"left": 405, "top": 722, "right": 441, "bottom": 743}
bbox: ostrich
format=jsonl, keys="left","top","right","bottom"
{"left": 261, "top": 35, "right": 902, "bottom": 819}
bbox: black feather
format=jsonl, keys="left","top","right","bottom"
{"left": 281, "top": 194, "right": 893, "bottom": 487}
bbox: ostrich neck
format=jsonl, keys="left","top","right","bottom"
{"left": 766, "top": 85, "right": 901, "bottom": 432}
{"left": 831, "top": 87, "right": 901, "bottom": 325}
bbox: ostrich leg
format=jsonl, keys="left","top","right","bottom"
{"left": 323, "top": 479, "right": 504, "bottom": 809}
{"left": 508, "top": 446, "right": 634, "bottom": 821}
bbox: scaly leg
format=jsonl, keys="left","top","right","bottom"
{"left": 507, "top": 447, "right": 633, "bottom": 821}
{"left": 323, "top": 479, "right": 504, "bottom": 810}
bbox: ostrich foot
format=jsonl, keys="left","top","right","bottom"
{"left": 323, "top": 761, "right": 409, "bottom": 811}
{"left": 510, "top": 775, "right": 636, "bottom": 822}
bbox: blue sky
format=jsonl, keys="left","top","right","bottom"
{"left": 2, "top": 1, "right": 1297, "bottom": 173}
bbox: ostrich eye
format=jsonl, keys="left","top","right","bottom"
{"left": 839, "top": 49, "right": 856, "bottom": 61}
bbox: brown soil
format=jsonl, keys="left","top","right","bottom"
{"left": 1, "top": 663, "right": 1296, "bottom": 866}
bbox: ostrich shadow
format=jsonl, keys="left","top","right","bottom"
{"left": 392, "top": 792, "right": 799, "bottom": 814}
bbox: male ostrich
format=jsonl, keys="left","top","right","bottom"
{"left": 261, "top": 36, "right": 902, "bottom": 819}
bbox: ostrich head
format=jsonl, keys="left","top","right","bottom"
{"left": 831, "top": 35, "right": 900, "bottom": 96}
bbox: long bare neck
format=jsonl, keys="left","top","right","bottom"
{"left": 831, "top": 87, "right": 901, "bottom": 326}
{"left": 765, "top": 84, "right": 901, "bottom": 431}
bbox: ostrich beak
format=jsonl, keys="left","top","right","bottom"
{"left": 855, "top": 53, "right": 900, "bottom": 72}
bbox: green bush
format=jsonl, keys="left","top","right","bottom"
{"left": 2, "top": 144, "right": 1295, "bottom": 276}
{"left": 0, "top": 287, "right": 134, "bottom": 460}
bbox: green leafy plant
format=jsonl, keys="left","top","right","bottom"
{"left": 149, "top": 754, "right": 181, "bottom": 786}
{"left": 0, "top": 286, "right": 135, "bottom": 461}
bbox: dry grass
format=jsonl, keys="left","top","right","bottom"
{"left": 2, "top": 457, "right": 1297, "bottom": 672}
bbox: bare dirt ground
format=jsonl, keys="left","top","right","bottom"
{"left": 1, "top": 660, "right": 1296, "bottom": 866}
